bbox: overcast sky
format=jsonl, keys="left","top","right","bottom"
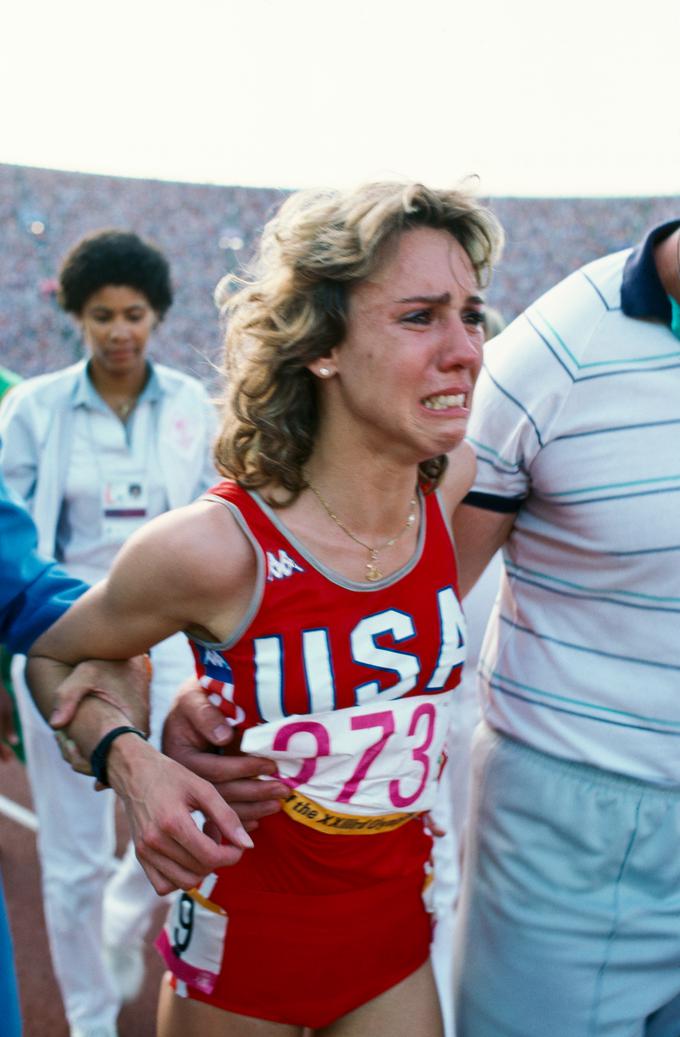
{"left": 2, "top": 0, "right": 678, "bottom": 196}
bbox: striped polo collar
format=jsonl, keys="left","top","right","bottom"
{"left": 621, "top": 218, "right": 680, "bottom": 322}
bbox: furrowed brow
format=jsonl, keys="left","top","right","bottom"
{"left": 396, "top": 292, "right": 451, "bottom": 304}
{"left": 395, "top": 292, "right": 486, "bottom": 306}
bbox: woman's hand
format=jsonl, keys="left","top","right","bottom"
{"left": 105, "top": 732, "right": 255, "bottom": 894}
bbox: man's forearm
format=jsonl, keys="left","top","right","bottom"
{"left": 26, "top": 655, "right": 150, "bottom": 761}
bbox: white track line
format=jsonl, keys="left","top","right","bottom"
{"left": 0, "top": 794, "right": 38, "bottom": 832}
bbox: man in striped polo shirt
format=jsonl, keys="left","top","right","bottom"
{"left": 453, "top": 221, "right": 680, "bottom": 1037}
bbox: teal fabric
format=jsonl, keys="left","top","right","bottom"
{"left": 455, "top": 724, "right": 680, "bottom": 1037}
{"left": 668, "top": 294, "right": 680, "bottom": 340}
{"left": 0, "top": 366, "right": 21, "bottom": 399}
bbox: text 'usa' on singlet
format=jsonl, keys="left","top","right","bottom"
{"left": 192, "top": 480, "right": 467, "bottom": 831}
{"left": 157, "top": 481, "right": 468, "bottom": 1017}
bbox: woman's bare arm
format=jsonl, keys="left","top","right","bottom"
{"left": 438, "top": 441, "right": 478, "bottom": 517}
{"left": 27, "top": 500, "right": 259, "bottom": 893}
{"left": 31, "top": 499, "right": 255, "bottom": 663}
{"left": 439, "top": 442, "right": 515, "bottom": 596}
{"left": 452, "top": 502, "right": 515, "bottom": 596}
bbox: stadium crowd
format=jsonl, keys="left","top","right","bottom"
{"left": 1, "top": 162, "right": 677, "bottom": 382}
{"left": 2, "top": 163, "right": 680, "bottom": 1037}
{"left": 0, "top": 163, "right": 283, "bottom": 384}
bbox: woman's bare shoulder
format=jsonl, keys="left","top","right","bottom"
{"left": 116, "top": 497, "right": 257, "bottom": 603}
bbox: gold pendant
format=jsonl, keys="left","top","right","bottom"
{"left": 366, "top": 561, "right": 382, "bottom": 581}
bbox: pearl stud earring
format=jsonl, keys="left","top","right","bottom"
{"left": 319, "top": 367, "right": 331, "bottom": 377}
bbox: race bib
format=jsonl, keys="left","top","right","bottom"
{"left": 156, "top": 876, "right": 227, "bottom": 995}
{"left": 241, "top": 691, "right": 453, "bottom": 817}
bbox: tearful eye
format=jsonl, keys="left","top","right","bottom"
{"left": 401, "top": 309, "right": 433, "bottom": 326}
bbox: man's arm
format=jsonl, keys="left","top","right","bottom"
{"left": 452, "top": 502, "right": 515, "bottom": 597}
{"left": 30, "top": 655, "right": 150, "bottom": 738}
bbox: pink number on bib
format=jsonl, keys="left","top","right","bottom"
{"left": 336, "top": 710, "right": 396, "bottom": 804}
{"left": 272, "top": 720, "right": 331, "bottom": 787}
{"left": 389, "top": 701, "right": 436, "bottom": 808}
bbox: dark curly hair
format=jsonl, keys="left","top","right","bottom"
{"left": 58, "top": 230, "right": 173, "bottom": 317}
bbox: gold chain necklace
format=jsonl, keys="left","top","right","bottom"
{"left": 307, "top": 482, "right": 417, "bottom": 582}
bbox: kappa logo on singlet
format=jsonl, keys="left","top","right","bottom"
{"left": 266, "top": 549, "right": 304, "bottom": 582}
{"left": 204, "top": 649, "right": 229, "bottom": 670}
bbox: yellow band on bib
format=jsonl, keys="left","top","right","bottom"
{"left": 282, "top": 789, "right": 418, "bottom": 835}
{"left": 187, "top": 888, "right": 227, "bottom": 916}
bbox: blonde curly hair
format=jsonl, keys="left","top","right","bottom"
{"left": 214, "top": 181, "right": 503, "bottom": 502}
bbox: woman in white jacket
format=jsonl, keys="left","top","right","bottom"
{"left": 0, "top": 230, "right": 217, "bottom": 1037}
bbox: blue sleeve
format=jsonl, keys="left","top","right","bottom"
{"left": 0, "top": 474, "right": 88, "bottom": 654}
